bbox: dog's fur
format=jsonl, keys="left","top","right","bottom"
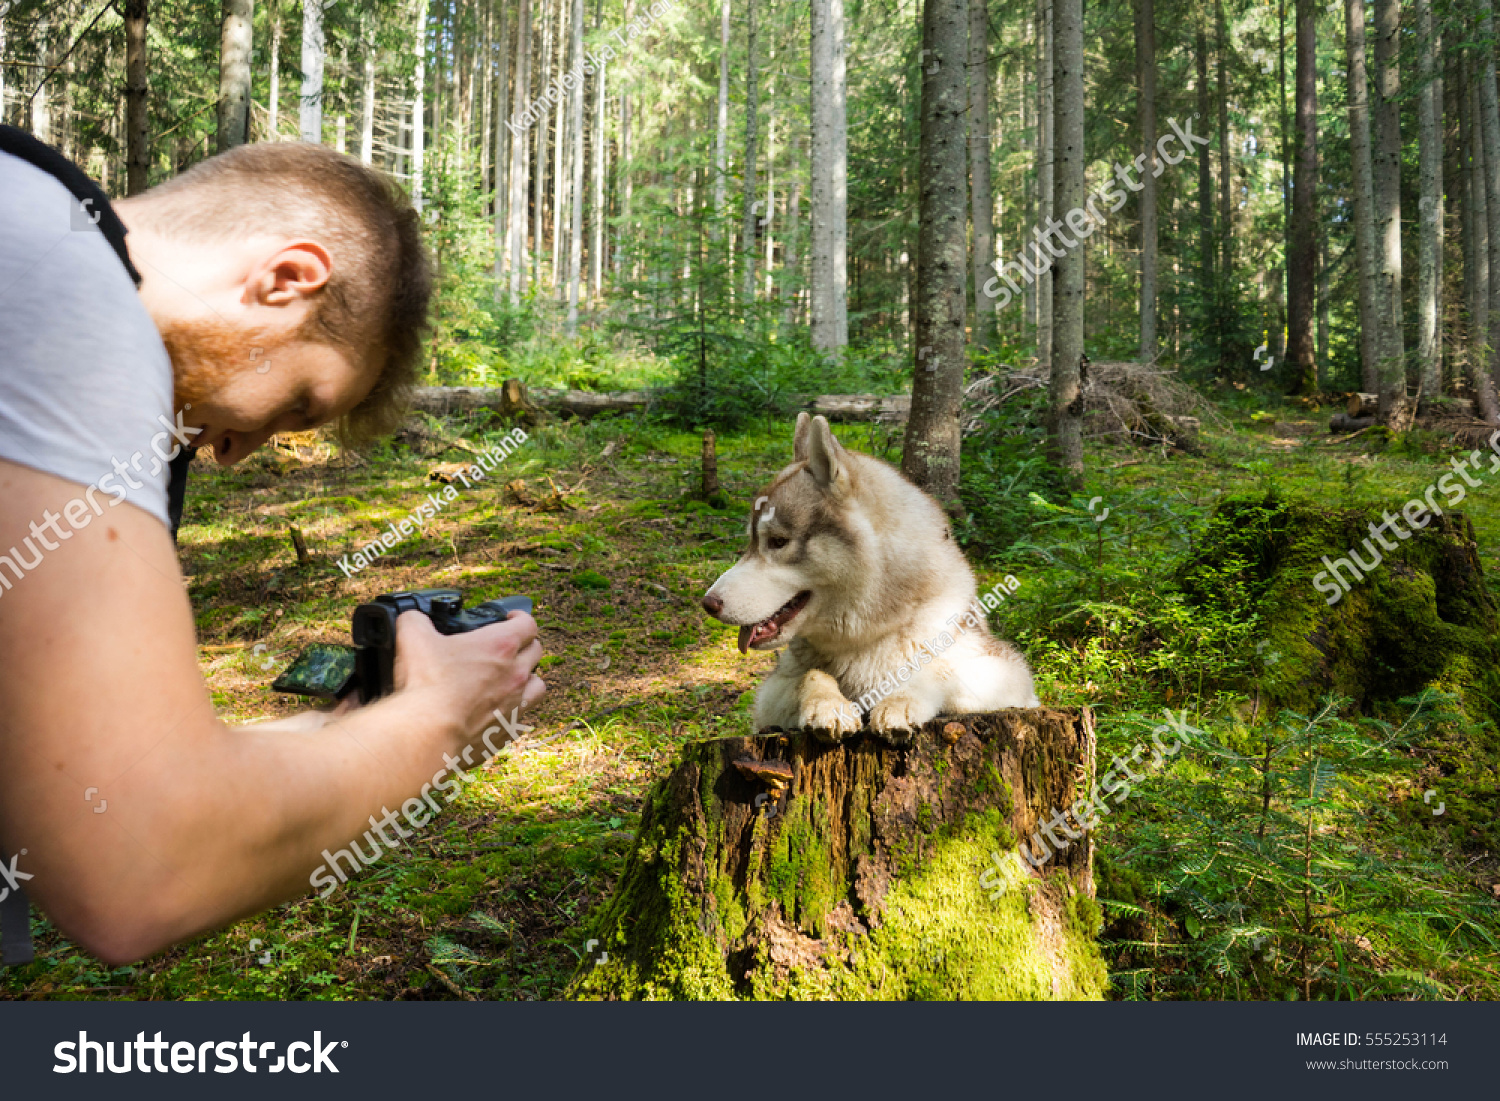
{"left": 702, "top": 413, "right": 1039, "bottom": 736}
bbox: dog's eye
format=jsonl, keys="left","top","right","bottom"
{"left": 767, "top": 536, "right": 789, "bottom": 551}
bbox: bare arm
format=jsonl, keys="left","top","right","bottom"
{"left": 0, "top": 460, "right": 545, "bottom": 965}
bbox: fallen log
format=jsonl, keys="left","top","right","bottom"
{"left": 568, "top": 708, "right": 1106, "bottom": 1000}
{"left": 1330, "top": 413, "right": 1376, "bottom": 433}
{"left": 1346, "top": 392, "right": 1378, "bottom": 418}
{"left": 806, "top": 393, "right": 912, "bottom": 421}
{"left": 410, "top": 383, "right": 647, "bottom": 419}
{"left": 410, "top": 384, "right": 919, "bottom": 424}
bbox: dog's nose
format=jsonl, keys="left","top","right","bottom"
{"left": 702, "top": 593, "right": 724, "bottom": 616}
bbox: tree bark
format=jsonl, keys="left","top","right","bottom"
{"left": 1050, "top": 0, "right": 1084, "bottom": 480}
{"left": 1216, "top": 0, "right": 1232, "bottom": 278}
{"left": 1135, "top": 0, "right": 1157, "bottom": 361}
{"left": 567, "top": 0, "right": 584, "bottom": 332}
{"left": 742, "top": 0, "right": 760, "bottom": 303}
{"left": 413, "top": 0, "right": 427, "bottom": 211}
{"left": 1416, "top": 0, "right": 1443, "bottom": 404}
{"left": 1346, "top": 0, "right": 1380, "bottom": 393}
{"left": 1477, "top": 0, "right": 1500, "bottom": 420}
{"left": 1462, "top": 55, "right": 1497, "bottom": 421}
{"left": 508, "top": 0, "right": 532, "bottom": 304}
{"left": 1037, "top": 0, "right": 1054, "bottom": 369}
{"left": 567, "top": 710, "right": 1105, "bottom": 1001}
{"left": 1196, "top": 24, "right": 1214, "bottom": 314}
{"left": 217, "top": 0, "right": 255, "bottom": 153}
{"left": 903, "top": 0, "right": 970, "bottom": 511}
{"left": 299, "top": 0, "right": 324, "bottom": 143}
{"left": 1371, "top": 0, "right": 1406, "bottom": 423}
{"left": 124, "top": 0, "right": 149, "bottom": 195}
{"left": 492, "top": 0, "right": 511, "bottom": 288}
{"left": 551, "top": 0, "right": 568, "bottom": 292}
{"left": 969, "top": 0, "right": 996, "bottom": 350}
{"left": 360, "top": 14, "right": 377, "bottom": 165}
{"left": 810, "top": 0, "right": 849, "bottom": 354}
{"left": 1286, "top": 0, "right": 1317, "bottom": 394}
{"left": 269, "top": 0, "right": 282, "bottom": 137}
{"left": 714, "top": 0, "right": 730, "bottom": 238}
{"left": 591, "top": 1, "right": 605, "bottom": 304}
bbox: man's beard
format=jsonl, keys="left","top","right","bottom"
{"left": 158, "top": 316, "right": 295, "bottom": 417}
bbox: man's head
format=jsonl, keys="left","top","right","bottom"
{"left": 117, "top": 143, "right": 431, "bottom": 463}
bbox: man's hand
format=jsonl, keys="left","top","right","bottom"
{"left": 388, "top": 608, "right": 547, "bottom": 754}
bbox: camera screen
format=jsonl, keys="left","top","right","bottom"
{"left": 270, "top": 643, "right": 359, "bottom": 699}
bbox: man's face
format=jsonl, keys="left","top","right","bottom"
{"left": 162, "top": 316, "right": 376, "bottom": 465}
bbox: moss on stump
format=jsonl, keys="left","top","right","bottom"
{"left": 568, "top": 709, "right": 1107, "bottom": 1000}
{"left": 1184, "top": 494, "right": 1500, "bottom": 846}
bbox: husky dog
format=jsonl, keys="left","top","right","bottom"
{"left": 701, "top": 413, "right": 1039, "bottom": 737}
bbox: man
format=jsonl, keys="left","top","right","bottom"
{"left": 0, "top": 132, "right": 546, "bottom": 966}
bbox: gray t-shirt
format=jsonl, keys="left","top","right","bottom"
{"left": 0, "top": 150, "right": 174, "bottom": 529}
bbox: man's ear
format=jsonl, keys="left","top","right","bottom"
{"left": 253, "top": 241, "right": 333, "bottom": 308}
{"left": 806, "top": 415, "right": 845, "bottom": 490}
{"left": 793, "top": 411, "right": 812, "bottom": 463}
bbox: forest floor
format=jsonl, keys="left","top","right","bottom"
{"left": 4, "top": 389, "right": 1499, "bottom": 1000}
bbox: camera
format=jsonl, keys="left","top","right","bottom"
{"left": 272, "top": 588, "right": 532, "bottom": 703}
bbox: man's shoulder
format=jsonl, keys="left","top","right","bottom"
{"left": 0, "top": 152, "right": 173, "bottom": 530}
{"left": 0, "top": 152, "right": 142, "bottom": 301}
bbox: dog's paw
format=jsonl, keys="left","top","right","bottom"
{"left": 799, "top": 696, "right": 864, "bottom": 741}
{"left": 868, "top": 695, "right": 932, "bottom": 738}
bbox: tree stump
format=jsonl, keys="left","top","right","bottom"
{"left": 568, "top": 709, "right": 1107, "bottom": 1000}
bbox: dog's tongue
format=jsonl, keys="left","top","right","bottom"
{"left": 738, "top": 620, "right": 779, "bottom": 654}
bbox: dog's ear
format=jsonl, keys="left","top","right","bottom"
{"left": 792, "top": 411, "right": 812, "bottom": 462}
{"left": 806, "top": 415, "right": 846, "bottom": 490}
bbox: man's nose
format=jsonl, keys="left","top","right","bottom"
{"left": 702, "top": 593, "right": 724, "bottom": 616}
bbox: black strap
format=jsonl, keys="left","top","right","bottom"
{"left": 0, "top": 124, "right": 141, "bottom": 286}
{"left": 1, "top": 886, "right": 33, "bottom": 967}
{"left": 0, "top": 125, "right": 190, "bottom": 541}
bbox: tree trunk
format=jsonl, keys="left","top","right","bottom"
{"left": 566, "top": 0, "right": 584, "bottom": 332}
{"left": 1478, "top": 0, "right": 1500, "bottom": 420}
{"left": 1135, "top": 0, "right": 1157, "bottom": 361}
{"left": 508, "top": 0, "right": 532, "bottom": 304}
{"left": 1371, "top": 0, "right": 1406, "bottom": 424}
{"left": 810, "top": 0, "right": 849, "bottom": 355}
{"left": 742, "top": 0, "right": 759, "bottom": 303}
{"left": 1037, "top": 0, "right": 1054, "bottom": 369}
{"left": 1346, "top": 0, "right": 1379, "bottom": 393}
{"left": 1286, "top": 0, "right": 1317, "bottom": 394}
{"left": 591, "top": 3, "right": 605, "bottom": 304}
{"left": 360, "top": 14, "right": 377, "bottom": 165}
{"left": 551, "top": 0, "right": 567, "bottom": 292}
{"left": 567, "top": 710, "right": 1106, "bottom": 1000}
{"left": 969, "top": 0, "right": 996, "bottom": 350}
{"left": 492, "top": 0, "right": 511, "bottom": 289}
{"left": 714, "top": 0, "right": 730, "bottom": 238}
{"left": 903, "top": 0, "right": 970, "bottom": 512}
{"left": 299, "top": 0, "right": 324, "bottom": 143}
{"left": 413, "top": 0, "right": 427, "bottom": 211}
{"left": 217, "top": 0, "right": 254, "bottom": 153}
{"left": 269, "top": 0, "right": 282, "bottom": 137}
{"left": 1416, "top": 0, "right": 1443, "bottom": 405}
{"left": 124, "top": 0, "right": 149, "bottom": 196}
{"left": 1462, "top": 55, "right": 1497, "bottom": 421}
{"left": 782, "top": 136, "right": 803, "bottom": 331}
{"left": 1050, "top": 0, "right": 1084, "bottom": 480}
{"left": 1196, "top": 24, "right": 1214, "bottom": 316}
{"left": 1216, "top": 0, "right": 1231, "bottom": 278}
